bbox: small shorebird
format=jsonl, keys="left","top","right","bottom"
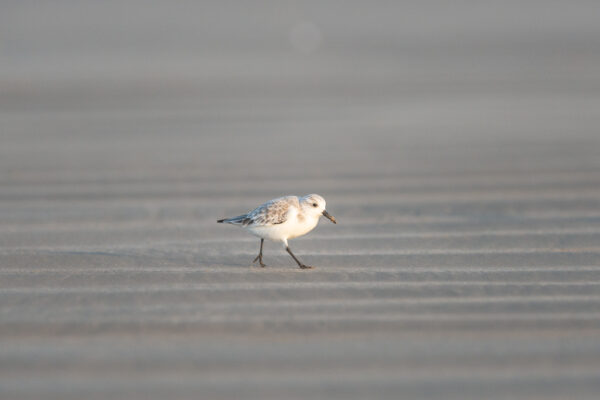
{"left": 217, "top": 194, "right": 336, "bottom": 269}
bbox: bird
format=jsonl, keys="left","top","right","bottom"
{"left": 217, "top": 194, "right": 336, "bottom": 269}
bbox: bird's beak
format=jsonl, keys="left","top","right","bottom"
{"left": 322, "top": 210, "right": 337, "bottom": 224}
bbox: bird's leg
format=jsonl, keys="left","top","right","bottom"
{"left": 252, "top": 238, "right": 266, "bottom": 267}
{"left": 286, "top": 246, "right": 314, "bottom": 269}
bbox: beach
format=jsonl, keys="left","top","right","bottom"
{"left": 2, "top": 1, "right": 600, "bottom": 399}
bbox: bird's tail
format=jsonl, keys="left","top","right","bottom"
{"left": 217, "top": 214, "right": 251, "bottom": 225}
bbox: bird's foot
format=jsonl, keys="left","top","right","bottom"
{"left": 252, "top": 255, "right": 266, "bottom": 268}
{"left": 299, "top": 264, "right": 315, "bottom": 269}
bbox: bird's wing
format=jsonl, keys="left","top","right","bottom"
{"left": 217, "top": 214, "right": 254, "bottom": 226}
{"left": 247, "top": 196, "right": 299, "bottom": 226}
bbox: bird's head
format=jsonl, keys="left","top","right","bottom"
{"left": 301, "top": 194, "right": 336, "bottom": 224}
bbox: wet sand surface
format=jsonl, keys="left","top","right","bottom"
{"left": 2, "top": 1, "right": 600, "bottom": 399}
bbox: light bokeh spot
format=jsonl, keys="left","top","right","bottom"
{"left": 289, "top": 21, "right": 322, "bottom": 54}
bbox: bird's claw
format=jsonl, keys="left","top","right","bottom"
{"left": 252, "top": 255, "right": 266, "bottom": 267}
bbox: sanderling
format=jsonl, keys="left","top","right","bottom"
{"left": 218, "top": 194, "right": 336, "bottom": 269}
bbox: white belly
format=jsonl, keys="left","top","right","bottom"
{"left": 246, "top": 213, "right": 319, "bottom": 242}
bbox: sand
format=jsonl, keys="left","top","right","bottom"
{"left": 2, "top": 1, "right": 600, "bottom": 399}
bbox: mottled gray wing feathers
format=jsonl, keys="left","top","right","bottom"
{"left": 218, "top": 196, "right": 299, "bottom": 226}
{"left": 217, "top": 214, "right": 254, "bottom": 226}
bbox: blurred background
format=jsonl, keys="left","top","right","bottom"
{"left": 1, "top": 1, "right": 600, "bottom": 399}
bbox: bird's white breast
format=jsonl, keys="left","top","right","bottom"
{"left": 287, "top": 212, "right": 320, "bottom": 239}
{"left": 245, "top": 207, "right": 319, "bottom": 242}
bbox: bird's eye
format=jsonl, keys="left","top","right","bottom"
{"left": 312, "top": 203, "right": 318, "bottom": 207}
